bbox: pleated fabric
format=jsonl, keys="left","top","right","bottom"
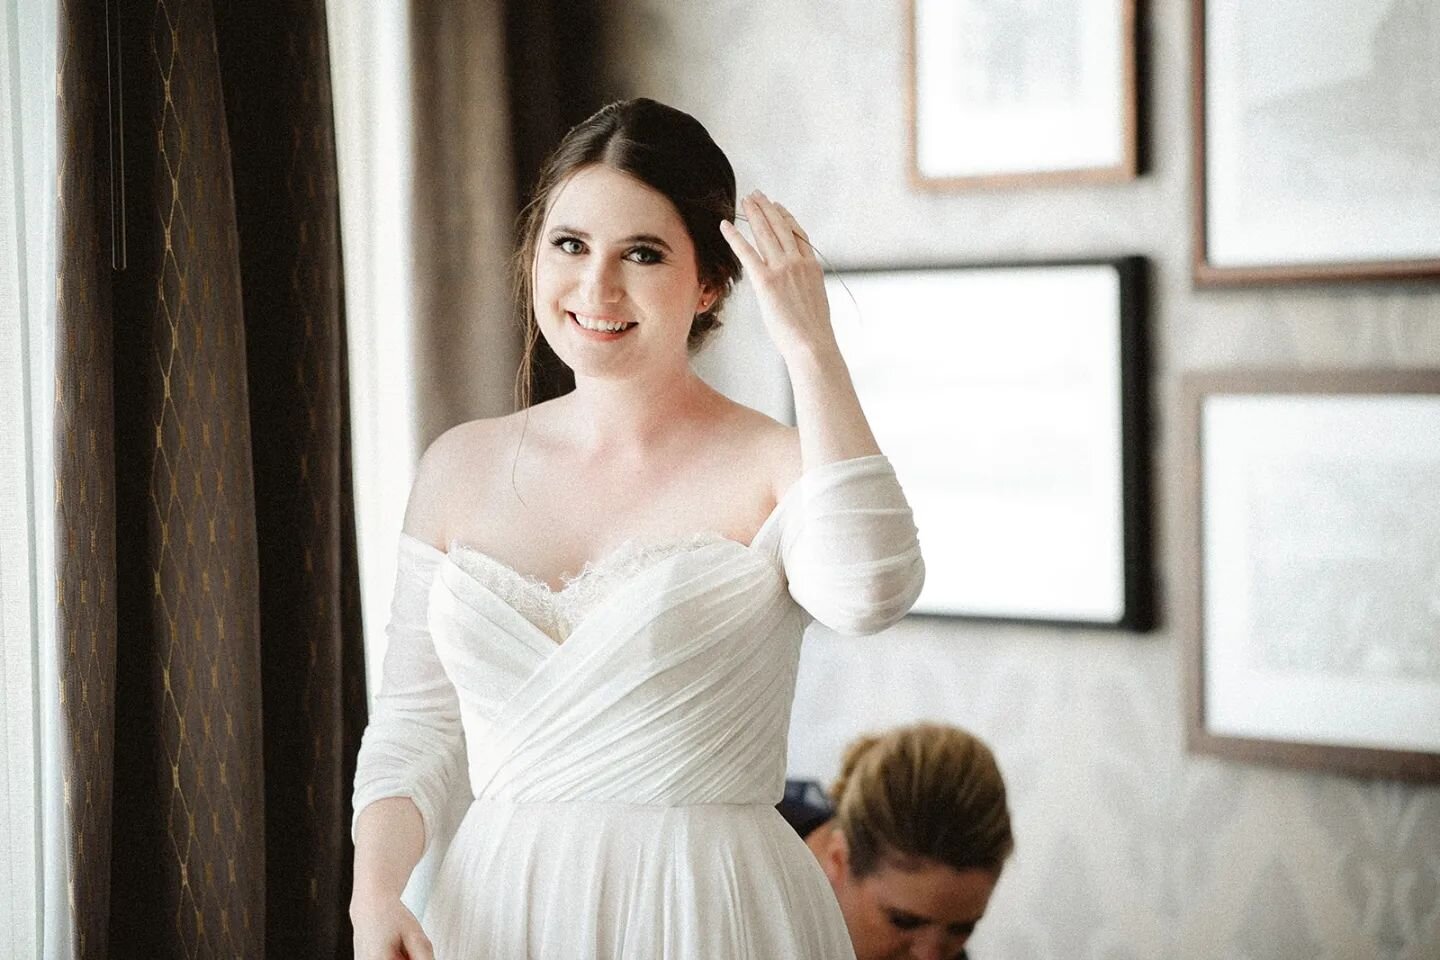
{"left": 353, "top": 453, "right": 925, "bottom": 958}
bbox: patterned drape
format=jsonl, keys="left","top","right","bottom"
{"left": 54, "top": 0, "right": 364, "bottom": 956}
{"left": 54, "top": 0, "right": 117, "bottom": 955}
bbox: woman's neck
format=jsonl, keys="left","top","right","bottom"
{"left": 556, "top": 365, "right": 723, "bottom": 456}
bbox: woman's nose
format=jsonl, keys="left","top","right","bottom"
{"left": 580, "top": 256, "right": 622, "bottom": 304}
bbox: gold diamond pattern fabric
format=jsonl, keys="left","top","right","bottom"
{"left": 55, "top": 0, "right": 363, "bottom": 956}
{"left": 55, "top": 1, "right": 118, "bottom": 956}
{"left": 107, "top": 0, "right": 265, "bottom": 955}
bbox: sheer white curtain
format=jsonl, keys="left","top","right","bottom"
{"left": 325, "top": 0, "right": 420, "bottom": 702}
{"left": 327, "top": 0, "right": 462, "bottom": 913}
{"left": 0, "top": 0, "right": 58, "bottom": 955}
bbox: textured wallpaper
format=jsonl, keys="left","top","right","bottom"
{"left": 602, "top": 2, "right": 1440, "bottom": 958}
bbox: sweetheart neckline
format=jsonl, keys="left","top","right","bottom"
{"left": 434, "top": 469, "right": 800, "bottom": 594}
{"left": 439, "top": 534, "right": 782, "bottom": 653}
{"left": 448, "top": 531, "right": 735, "bottom": 601}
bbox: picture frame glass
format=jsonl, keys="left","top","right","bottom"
{"left": 1203, "top": 0, "right": 1440, "bottom": 269}
{"left": 915, "top": 0, "right": 1131, "bottom": 180}
{"left": 1201, "top": 393, "right": 1440, "bottom": 754}
{"left": 826, "top": 263, "right": 1136, "bottom": 625}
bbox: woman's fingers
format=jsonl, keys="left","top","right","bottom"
{"left": 749, "top": 192, "right": 799, "bottom": 257}
{"left": 719, "top": 218, "right": 763, "bottom": 274}
{"left": 402, "top": 930, "right": 435, "bottom": 960}
{"left": 741, "top": 193, "right": 788, "bottom": 262}
{"left": 773, "top": 202, "right": 813, "bottom": 257}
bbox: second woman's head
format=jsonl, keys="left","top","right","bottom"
{"left": 515, "top": 99, "right": 742, "bottom": 405}
{"left": 818, "top": 723, "right": 1014, "bottom": 960}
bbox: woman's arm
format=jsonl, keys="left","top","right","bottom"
{"left": 350, "top": 435, "right": 467, "bottom": 959}
{"left": 351, "top": 800, "right": 433, "bottom": 960}
{"left": 352, "top": 797, "right": 425, "bottom": 904}
{"left": 720, "top": 191, "right": 880, "bottom": 471}
{"left": 721, "top": 196, "right": 924, "bottom": 635}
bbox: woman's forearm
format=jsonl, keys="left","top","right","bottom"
{"left": 351, "top": 796, "right": 427, "bottom": 905}
{"left": 785, "top": 339, "right": 882, "bottom": 471}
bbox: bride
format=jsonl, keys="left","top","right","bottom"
{"left": 350, "top": 98, "right": 925, "bottom": 959}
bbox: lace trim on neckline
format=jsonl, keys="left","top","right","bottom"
{"left": 448, "top": 532, "right": 732, "bottom": 644}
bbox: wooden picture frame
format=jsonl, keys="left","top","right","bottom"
{"left": 824, "top": 258, "right": 1153, "bottom": 629}
{"left": 1191, "top": 0, "right": 1440, "bottom": 285}
{"left": 906, "top": 0, "right": 1139, "bottom": 189}
{"left": 1181, "top": 371, "right": 1440, "bottom": 781}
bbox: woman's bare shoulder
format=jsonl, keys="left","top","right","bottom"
{"left": 716, "top": 401, "right": 801, "bottom": 505}
{"left": 762, "top": 423, "right": 802, "bottom": 503}
{"left": 401, "top": 413, "right": 526, "bottom": 550}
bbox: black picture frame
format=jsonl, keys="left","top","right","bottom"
{"left": 823, "top": 257, "right": 1153, "bottom": 630}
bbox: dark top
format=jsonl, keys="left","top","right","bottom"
{"left": 777, "top": 779, "right": 835, "bottom": 839}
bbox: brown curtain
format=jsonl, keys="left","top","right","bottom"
{"left": 54, "top": 0, "right": 364, "bottom": 956}
{"left": 407, "top": 0, "right": 610, "bottom": 442}
{"left": 54, "top": 0, "right": 117, "bottom": 956}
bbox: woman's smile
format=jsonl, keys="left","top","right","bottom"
{"left": 568, "top": 310, "right": 637, "bottom": 336}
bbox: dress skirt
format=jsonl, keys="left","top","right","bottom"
{"left": 421, "top": 799, "right": 858, "bottom": 959}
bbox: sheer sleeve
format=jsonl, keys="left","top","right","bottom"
{"left": 778, "top": 454, "right": 925, "bottom": 636}
{"left": 351, "top": 534, "right": 466, "bottom": 853}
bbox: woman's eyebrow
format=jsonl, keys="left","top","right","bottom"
{"left": 547, "top": 226, "right": 673, "bottom": 251}
{"left": 625, "top": 233, "right": 673, "bottom": 250}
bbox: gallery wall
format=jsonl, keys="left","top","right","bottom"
{"left": 601, "top": 2, "right": 1440, "bottom": 958}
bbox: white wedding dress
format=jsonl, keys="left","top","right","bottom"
{"left": 352, "top": 454, "right": 925, "bottom": 958}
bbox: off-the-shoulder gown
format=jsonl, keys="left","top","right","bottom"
{"left": 352, "top": 454, "right": 925, "bottom": 958}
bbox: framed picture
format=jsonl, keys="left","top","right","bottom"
{"left": 1181, "top": 371, "right": 1440, "bottom": 781}
{"left": 1192, "top": 0, "right": 1440, "bottom": 284}
{"left": 906, "top": 0, "right": 1139, "bottom": 189}
{"left": 824, "top": 259, "right": 1152, "bottom": 629}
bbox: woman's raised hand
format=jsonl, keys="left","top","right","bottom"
{"left": 720, "top": 191, "right": 838, "bottom": 363}
{"left": 351, "top": 894, "right": 435, "bottom": 960}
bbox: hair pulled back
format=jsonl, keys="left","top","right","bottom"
{"left": 513, "top": 98, "right": 742, "bottom": 408}
{"left": 830, "top": 723, "right": 1013, "bottom": 879}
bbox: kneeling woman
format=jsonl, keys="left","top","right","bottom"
{"left": 781, "top": 724, "right": 1013, "bottom": 960}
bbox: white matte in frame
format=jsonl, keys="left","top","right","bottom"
{"left": 1202, "top": 394, "right": 1440, "bottom": 753}
{"left": 826, "top": 264, "right": 1129, "bottom": 623}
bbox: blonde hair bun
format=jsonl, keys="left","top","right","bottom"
{"left": 829, "top": 722, "right": 1012, "bottom": 878}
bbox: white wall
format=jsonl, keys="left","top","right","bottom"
{"left": 602, "top": 3, "right": 1440, "bottom": 958}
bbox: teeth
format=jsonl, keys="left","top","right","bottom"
{"left": 573, "top": 313, "right": 633, "bottom": 333}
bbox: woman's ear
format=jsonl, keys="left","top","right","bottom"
{"left": 696, "top": 285, "right": 716, "bottom": 314}
{"left": 822, "top": 825, "right": 850, "bottom": 881}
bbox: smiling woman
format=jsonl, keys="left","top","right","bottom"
{"left": 348, "top": 97, "right": 926, "bottom": 960}
{"left": 512, "top": 98, "right": 744, "bottom": 407}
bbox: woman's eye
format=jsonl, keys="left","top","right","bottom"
{"left": 553, "top": 237, "right": 584, "bottom": 255}
{"left": 626, "top": 245, "right": 664, "bottom": 265}
{"left": 886, "top": 913, "right": 925, "bottom": 931}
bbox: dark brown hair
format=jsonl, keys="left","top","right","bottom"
{"left": 512, "top": 98, "right": 742, "bottom": 409}
{"left": 830, "top": 723, "right": 1014, "bottom": 879}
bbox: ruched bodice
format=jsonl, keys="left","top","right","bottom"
{"left": 432, "top": 533, "right": 801, "bottom": 806}
{"left": 352, "top": 454, "right": 925, "bottom": 959}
